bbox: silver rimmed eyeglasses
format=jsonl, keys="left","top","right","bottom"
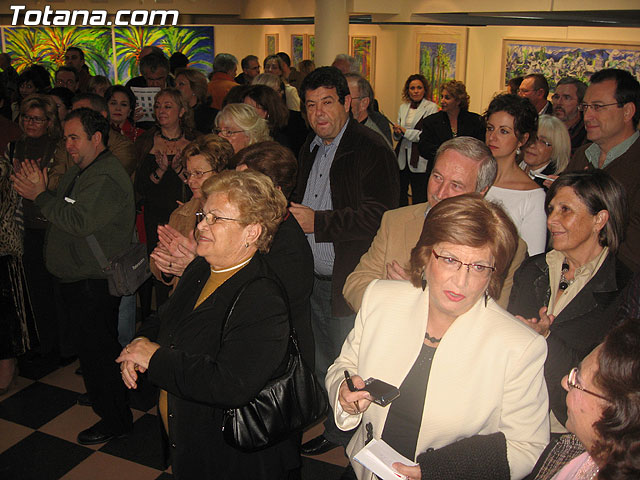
{"left": 184, "top": 169, "right": 213, "bottom": 179}
{"left": 577, "top": 102, "right": 621, "bottom": 113}
{"left": 431, "top": 250, "right": 495, "bottom": 277}
{"left": 196, "top": 211, "right": 241, "bottom": 226}
{"left": 567, "top": 367, "right": 609, "bottom": 401}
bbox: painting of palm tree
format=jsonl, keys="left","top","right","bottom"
{"left": 1, "top": 25, "right": 214, "bottom": 84}
{"left": 3, "top": 26, "right": 112, "bottom": 77}
{"left": 420, "top": 42, "right": 457, "bottom": 104}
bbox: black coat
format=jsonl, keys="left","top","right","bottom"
{"left": 508, "top": 252, "right": 631, "bottom": 425}
{"left": 140, "top": 254, "right": 298, "bottom": 479}
{"left": 292, "top": 119, "right": 400, "bottom": 316}
{"left": 416, "top": 110, "right": 485, "bottom": 177}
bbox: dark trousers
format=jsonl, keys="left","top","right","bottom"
{"left": 399, "top": 167, "right": 427, "bottom": 206}
{"left": 59, "top": 278, "right": 132, "bottom": 435}
{"left": 310, "top": 277, "right": 356, "bottom": 447}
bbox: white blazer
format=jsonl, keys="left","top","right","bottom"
{"left": 326, "top": 280, "right": 549, "bottom": 480}
{"left": 395, "top": 98, "right": 438, "bottom": 173}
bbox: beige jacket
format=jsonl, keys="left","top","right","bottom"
{"left": 343, "top": 202, "right": 528, "bottom": 312}
{"left": 327, "top": 279, "right": 549, "bottom": 480}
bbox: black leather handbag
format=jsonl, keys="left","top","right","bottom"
{"left": 221, "top": 276, "right": 328, "bottom": 452}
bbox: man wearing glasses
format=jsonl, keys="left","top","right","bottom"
{"left": 565, "top": 68, "right": 640, "bottom": 273}
{"left": 518, "top": 73, "right": 553, "bottom": 115}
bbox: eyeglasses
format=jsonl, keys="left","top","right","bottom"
{"left": 567, "top": 367, "right": 609, "bottom": 402}
{"left": 536, "top": 138, "right": 552, "bottom": 148}
{"left": 215, "top": 128, "right": 244, "bottom": 138}
{"left": 517, "top": 88, "right": 537, "bottom": 94}
{"left": 578, "top": 103, "right": 621, "bottom": 113}
{"left": 431, "top": 250, "right": 495, "bottom": 277}
{"left": 22, "top": 114, "right": 47, "bottom": 124}
{"left": 184, "top": 169, "right": 213, "bottom": 179}
{"left": 196, "top": 211, "right": 241, "bottom": 225}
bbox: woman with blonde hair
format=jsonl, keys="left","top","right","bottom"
{"left": 118, "top": 170, "right": 300, "bottom": 479}
{"left": 175, "top": 67, "right": 217, "bottom": 133}
{"left": 214, "top": 103, "right": 271, "bottom": 154}
{"left": 520, "top": 114, "right": 571, "bottom": 190}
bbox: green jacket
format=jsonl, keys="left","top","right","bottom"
{"left": 36, "top": 149, "right": 135, "bottom": 282}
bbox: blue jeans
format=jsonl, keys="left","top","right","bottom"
{"left": 310, "top": 276, "right": 356, "bottom": 446}
{"left": 117, "top": 294, "right": 137, "bottom": 347}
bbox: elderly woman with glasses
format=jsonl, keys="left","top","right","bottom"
{"left": 508, "top": 171, "right": 631, "bottom": 434}
{"left": 520, "top": 115, "right": 571, "bottom": 190}
{"left": 149, "top": 134, "right": 234, "bottom": 294}
{"left": 117, "top": 170, "right": 300, "bottom": 479}
{"left": 327, "top": 193, "right": 549, "bottom": 480}
{"left": 526, "top": 319, "right": 640, "bottom": 480}
{"left": 214, "top": 103, "right": 271, "bottom": 154}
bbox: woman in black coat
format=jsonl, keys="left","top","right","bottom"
{"left": 417, "top": 80, "right": 484, "bottom": 178}
{"left": 117, "top": 170, "right": 298, "bottom": 479}
{"left": 507, "top": 171, "right": 632, "bottom": 430}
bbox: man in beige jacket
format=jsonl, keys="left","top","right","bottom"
{"left": 343, "top": 136, "right": 528, "bottom": 313}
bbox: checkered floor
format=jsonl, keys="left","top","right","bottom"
{"left": 0, "top": 355, "right": 348, "bottom": 480}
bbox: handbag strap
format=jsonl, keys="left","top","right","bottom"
{"left": 86, "top": 235, "right": 110, "bottom": 269}
{"left": 220, "top": 275, "right": 300, "bottom": 356}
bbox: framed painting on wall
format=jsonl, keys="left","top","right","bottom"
{"left": 265, "top": 33, "right": 279, "bottom": 56}
{"left": 350, "top": 36, "right": 376, "bottom": 86}
{"left": 309, "top": 35, "right": 315, "bottom": 62}
{"left": 416, "top": 28, "right": 468, "bottom": 104}
{"left": 502, "top": 39, "right": 640, "bottom": 90}
{"left": 1, "top": 25, "right": 215, "bottom": 84}
{"left": 291, "top": 34, "right": 304, "bottom": 66}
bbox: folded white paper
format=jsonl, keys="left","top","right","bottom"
{"left": 353, "top": 438, "right": 418, "bottom": 480}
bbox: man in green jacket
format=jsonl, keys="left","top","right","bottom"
{"left": 13, "top": 108, "right": 134, "bottom": 445}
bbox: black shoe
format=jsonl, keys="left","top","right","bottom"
{"left": 77, "top": 425, "right": 129, "bottom": 445}
{"left": 300, "top": 435, "right": 338, "bottom": 455}
{"left": 77, "top": 392, "right": 92, "bottom": 406}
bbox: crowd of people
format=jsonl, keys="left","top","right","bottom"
{"left": 1, "top": 44, "right": 639, "bottom": 480}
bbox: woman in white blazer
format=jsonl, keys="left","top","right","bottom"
{"left": 327, "top": 194, "right": 549, "bottom": 480}
{"left": 393, "top": 74, "right": 438, "bottom": 206}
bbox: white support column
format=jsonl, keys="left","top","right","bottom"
{"left": 314, "top": 0, "right": 349, "bottom": 67}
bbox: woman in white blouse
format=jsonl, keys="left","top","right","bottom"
{"left": 483, "top": 93, "right": 547, "bottom": 256}
{"left": 393, "top": 74, "right": 438, "bottom": 206}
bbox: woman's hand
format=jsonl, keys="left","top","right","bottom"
{"left": 393, "top": 123, "right": 406, "bottom": 136}
{"left": 11, "top": 159, "right": 48, "bottom": 201}
{"left": 516, "top": 306, "right": 555, "bottom": 337}
{"left": 115, "top": 338, "right": 160, "bottom": 389}
{"left": 151, "top": 244, "right": 193, "bottom": 277}
{"left": 338, "top": 375, "right": 372, "bottom": 415}
{"left": 170, "top": 153, "right": 183, "bottom": 173}
{"left": 392, "top": 463, "right": 421, "bottom": 480}
{"left": 158, "top": 224, "right": 197, "bottom": 256}
{"left": 133, "top": 105, "right": 144, "bottom": 123}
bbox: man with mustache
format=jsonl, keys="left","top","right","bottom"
{"left": 552, "top": 77, "right": 588, "bottom": 155}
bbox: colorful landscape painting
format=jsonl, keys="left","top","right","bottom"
{"left": 1, "top": 25, "right": 214, "bottom": 84}
{"left": 291, "top": 35, "right": 304, "bottom": 66}
{"left": 504, "top": 40, "right": 640, "bottom": 90}
{"left": 309, "top": 35, "right": 315, "bottom": 62}
{"left": 265, "top": 34, "right": 278, "bottom": 56}
{"left": 419, "top": 41, "right": 457, "bottom": 103}
{"left": 350, "top": 36, "right": 375, "bottom": 84}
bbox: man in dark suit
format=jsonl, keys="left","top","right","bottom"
{"left": 290, "top": 66, "right": 399, "bottom": 455}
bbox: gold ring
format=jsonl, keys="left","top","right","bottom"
{"left": 126, "top": 346, "right": 130, "bottom": 353}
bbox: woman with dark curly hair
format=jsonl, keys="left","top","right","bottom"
{"left": 484, "top": 93, "right": 546, "bottom": 255}
{"left": 527, "top": 318, "right": 640, "bottom": 480}
{"left": 417, "top": 80, "right": 485, "bottom": 177}
{"left": 105, "top": 85, "right": 144, "bottom": 143}
{"left": 393, "top": 74, "right": 438, "bottom": 206}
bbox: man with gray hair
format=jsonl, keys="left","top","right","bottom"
{"left": 552, "top": 76, "right": 588, "bottom": 154}
{"left": 345, "top": 73, "right": 392, "bottom": 148}
{"left": 235, "top": 54, "right": 260, "bottom": 85}
{"left": 332, "top": 54, "right": 359, "bottom": 74}
{"left": 208, "top": 53, "right": 239, "bottom": 109}
{"left": 126, "top": 50, "right": 172, "bottom": 89}
{"left": 343, "top": 136, "right": 528, "bottom": 312}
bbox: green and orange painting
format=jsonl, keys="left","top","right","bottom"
{"left": 419, "top": 42, "right": 457, "bottom": 104}
{"left": 2, "top": 25, "right": 214, "bottom": 84}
